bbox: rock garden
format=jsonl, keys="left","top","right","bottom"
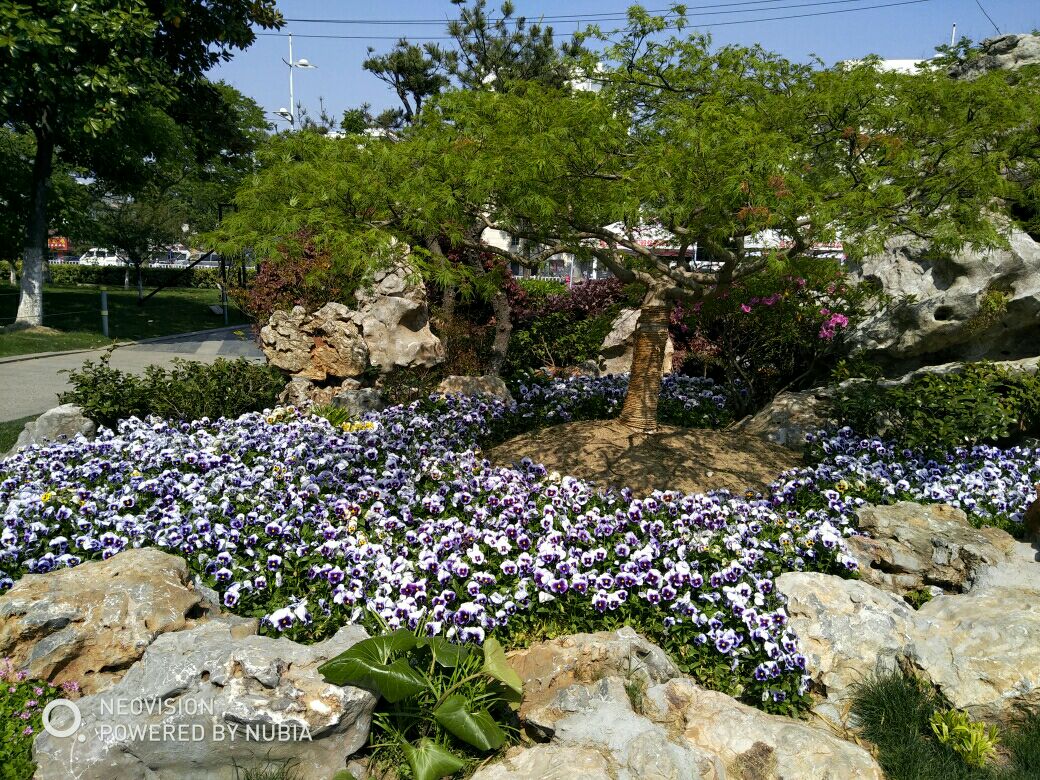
{"left": 3, "top": 16, "right": 1040, "bottom": 780}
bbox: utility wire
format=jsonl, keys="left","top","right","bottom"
{"left": 973, "top": 0, "right": 1000, "bottom": 35}
{"left": 259, "top": 0, "right": 933, "bottom": 41}
{"left": 282, "top": 0, "right": 865, "bottom": 25}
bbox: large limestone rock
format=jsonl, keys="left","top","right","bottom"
{"left": 648, "top": 678, "right": 885, "bottom": 779}
{"left": 600, "top": 308, "right": 674, "bottom": 376}
{"left": 777, "top": 572, "right": 918, "bottom": 729}
{"left": 780, "top": 552, "right": 1040, "bottom": 726}
{"left": 506, "top": 626, "right": 680, "bottom": 732}
{"left": 472, "top": 745, "right": 613, "bottom": 780}
{"left": 332, "top": 387, "right": 386, "bottom": 418}
{"left": 261, "top": 303, "right": 369, "bottom": 381}
{"left": 436, "top": 375, "right": 514, "bottom": 403}
{"left": 33, "top": 621, "right": 378, "bottom": 780}
{"left": 845, "top": 229, "right": 1040, "bottom": 373}
{"left": 6, "top": 404, "right": 95, "bottom": 457}
{"left": 355, "top": 263, "right": 445, "bottom": 371}
{"left": 0, "top": 549, "right": 221, "bottom": 694}
{"left": 949, "top": 33, "right": 1040, "bottom": 78}
{"left": 495, "top": 629, "right": 884, "bottom": 780}
{"left": 260, "top": 263, "right": 444, "bottom": 382}
{"left": 737, "top": 388, "right": 835, "bottom": 450}
{"left": 846, "top": 502, "right": 1018, "bottom": 595}
{"left": 910, "top": 543, "right": 1040, "bottom": 721}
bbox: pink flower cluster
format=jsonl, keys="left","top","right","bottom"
{"left": 818, "top": 309, "right": 850, "bottom": 340}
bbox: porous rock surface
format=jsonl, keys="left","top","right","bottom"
{"left": 845, "top": 228, "right": 1040, "bottom": 373}
{"left": 0, "top": 549, "right": 220, "bottom": 694}
{"left": 260, "top": 262, "right": 444, "bottom": 384}
{"left": 32, "top": 621, "right": 378, "bottom": 780}
{"left": 736, "top": 388, "right": 835, "bottom": 450}
{"left": 436, "top": 374, "right": 514, "bottom": 403}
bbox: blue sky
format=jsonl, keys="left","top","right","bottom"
{"left": 210, "top": 0, "right": 1040, "bottom": 127}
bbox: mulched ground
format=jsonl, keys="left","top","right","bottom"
{"left": 489, "top": 420, "right": 802, "bottom": 498}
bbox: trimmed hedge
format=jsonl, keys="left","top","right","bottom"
{"left": 47, "top": 264, "right": 229, "bottom": 289}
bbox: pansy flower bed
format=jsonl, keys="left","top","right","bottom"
{"left": 1, "top": 376, "right": 1037, "bottom": 715}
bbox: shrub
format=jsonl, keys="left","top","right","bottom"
{"left": 233, "top": 233, "right": 354, "bottom": 325}
{"left": 505, "top": 278, "right": 631, "bottom": 374}
{"left": 47, "top": 264, "right": 226, "bottom": 289}
{"left": 673, "top": 259, "right": 878, "bottom": 408}
{"left": 59, "top": 354, "right": 285, "bottom": 428}
{"left": 831, "top": 362, "right": 1040, "bottom": 454}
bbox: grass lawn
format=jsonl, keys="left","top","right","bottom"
{"left": 0, "top": 415, "right": 34, "bottom": 453}
{"left": 0, "top": 285, "right": 250, "bottom": 357}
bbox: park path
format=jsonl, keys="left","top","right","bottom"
{"left": 0, "top": 326, "right": 264, "bottom": 422}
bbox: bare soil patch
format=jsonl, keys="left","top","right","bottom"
{"left": 489, "top": 420, "right": 802, "bottom": 497}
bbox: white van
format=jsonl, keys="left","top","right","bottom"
{"left": 78, "top": 248, "right": 126, "bottom": 266}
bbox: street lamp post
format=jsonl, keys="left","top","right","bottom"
{"left": 276, "top": 33, "right": 316, "bottom": 127}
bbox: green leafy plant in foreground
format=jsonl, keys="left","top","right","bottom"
{"left": 318, "top": 628, "right": 522, "bottom": 780}
{"left": 931, "top": 709, "right": 1001, "bottom": 769}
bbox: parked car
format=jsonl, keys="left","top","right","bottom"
{"left": 77, "top": 248, "right": 126, "bottom": 266}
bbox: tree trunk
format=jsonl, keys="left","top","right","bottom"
{"left": 137, "top": 264, "right": 144, "bottom": 301}
{"left": 124, "top": 266, "right": 130, "bottom": 289}
{"left": 488, "top": 289, "right": 513, "bottom": 376}
{"left": 15, "top": 133, "right": 54, "bottom": 327}
{"left": 617, "top": 289, "right": 671, "bottom": 434}
{"left": 443, "top": 284, "right": 456, "bottom": 320}
{"left": 6, "top": 261, "right": 16, "bottom": 286}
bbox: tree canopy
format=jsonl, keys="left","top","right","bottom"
{"left": 0, "top": 0, "right": 282, "bottom": 325}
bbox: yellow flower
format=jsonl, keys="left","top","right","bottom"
{"left": 41, "top": 491, "right": 54, "bottom": 502}
{"left": 835, "top": 480, "right": 850, "bottom": 492}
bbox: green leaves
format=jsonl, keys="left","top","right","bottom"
{"left": 480, "top": 638, "right": 523, "bottom": 696}
{"left": 317, "top": 630, "right": 427, "bottom": 703}
{"left": 402, "top": 738, "right": 467, "bottom": 780}
{"left": 433, "top": 695, "right": 507, "bottom": 751}
{"left": 319, "top": 631, "right": 523, "bottom": 779}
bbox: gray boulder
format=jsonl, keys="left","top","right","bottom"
{"left": 949, "top": 33, "right": 1040, "bottom": 78}
{"left": 0, "top": 549, "right": 223, "bottom": 695}
{"left": 780, "top": 553, "right": 1040, "bottom": 725}
{"left": 6, "top": 404, "right": 95, "bottom": 457}
{"left": 846, "top": 502, "right": 1018, "bottom": 595}
{"left": 737, "top": 388, "right": 835, "bottom": 450}
{"left": 332, "top": 387, "right": 386, "bottom": 418}
{"left": 33, "top": 621, "right": 378, "bottom": 780}
{"left": 600, "top": 308, "right": 674, "bottom": 376}
{"left": 845, "top": 229, "right": 1040, "bottom": 373}
{"left": 436, "top": 375, "right": 514, "bottom": 403}
{"left": 777, "top": 572, "right": 919, "bottom": 730}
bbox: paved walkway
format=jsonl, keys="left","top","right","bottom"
{"left": 0, "top": 327, "right": 264, "bottom": 422}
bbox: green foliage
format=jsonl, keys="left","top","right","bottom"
{"left": 832, "top": 363, "right": 1040, "bottom": 454}
{"left": 379, "top": 367, "right": 444, "bottom": 408}
{"left": 506, "top": 312, "right": 613, "bottom": 374}
{"left": 515, "top": 278, "right": 565, "bottom": 298}
{"left": 318, "top": 628, "right": 520, "bottom": 780}
{"left": 310, "top": 405, "right": 354, "bottom": 427}
{"left": 0, "top": 663, "right": 62, "bottom": 780}
{"left": 59, "top": 354, "right": 285, "bottom": 428}
{"left": 850, "top": 671, "right": 1040, "bottom": 780}
{"left": 930, "top": 709, "right": 1000, "bottom": 768}
{"left": 904, "top": 588, "right": 935, "bottom": 610}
